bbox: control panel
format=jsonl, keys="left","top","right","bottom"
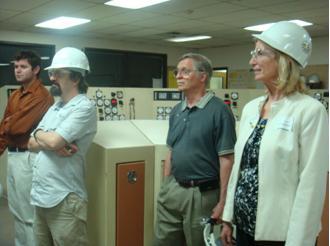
{"left": 1, "top": 86, "right": 326, "bottom": 122}
{"left": 214, "top": 89, "right": 265, "bottom": 120}
{"left": 153, "top": 91, "right": 183, "bottom": 120}
{"left": 310, "top": 90, "right": 329, "bottom": 112}
{"left": 89, "top": 88, "right": 126, "bottom": 121}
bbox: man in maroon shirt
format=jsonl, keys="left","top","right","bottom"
{"left": 0, "top": 50, "right": 53, "bottom": 246}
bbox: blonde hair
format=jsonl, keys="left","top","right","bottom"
{"left": 274, "top": 50, "right": 307, "bottom": 95}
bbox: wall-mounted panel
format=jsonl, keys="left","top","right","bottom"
{"left": 0, "top": 41, "right": 55, "bottom": 86}
{"left": 84, "top": 48, "right": 167, "bottom": 88}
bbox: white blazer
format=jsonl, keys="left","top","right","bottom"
{"left": 222, "top": 92, "right": 329, "bottom": 246}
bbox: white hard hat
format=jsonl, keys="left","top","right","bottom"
{"left": 202, "top": 218, "right": 222, "bottom": 246}
{"left": 252, "top": 21, "right": 312, "bottom": 68}
{"left": 45, "top": 47, "right": 90, "bottom": 76}
{"left": 204, "top": 223, "right": 217, "bottom": 246}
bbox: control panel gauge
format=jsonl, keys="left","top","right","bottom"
{"left": 96, "top": 90, "right": 103, "bottom": 98}
{"left": 113, "top": 115, "right": 119, "bottom": 120}
{"left": 104, "top": 99, "right": 110, "bottom": 106}
{"left": 154, "top": 91, "right": 183, "bottom": 101}
{"left": 165, "top": 107, "right": 172, "bottom": 114}
{"left": 313, "top": 92, "right": 322, "bottom": 101}
{"left": 112, "top": 107, "right": 118, "bottom": 114}
{"left": 157, "top": 107, "right": 164, "bottom": 114}
{"left": 231, "top": 92, "right": 239, "bottom": 100}
{"left": 157, "top": 115, "right": 164, "bottom": 120}
{"left": 105, "top": 115, "right": 112, "bottom": 121}
{"left": 117, "top": 91, "right": 123, "bottom": 99}
{"left": 111, "top": 98, "right": 118, "bottom": 106}
{"left": 120, "top": 115, "right": 126, "bottom": 120}
{"left": 97, "top": 99, "right": 103, "bottom": 107}
{"left": 104, "top": 107, "right": 111, "bottom": 114}
{"left": 165, "top": 115, "right": 170, "bottom": 120}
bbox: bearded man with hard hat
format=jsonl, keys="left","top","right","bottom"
{"left": 221, "top": 21, "right": 328, "bottom": 246}
{"left": 28, "top": 47, "right": 97, "bottom": 246}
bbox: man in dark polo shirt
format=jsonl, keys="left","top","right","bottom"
{"left": 154, "top": 53, "right": 236, "bottom": 246}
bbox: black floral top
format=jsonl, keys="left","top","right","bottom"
{"left": 234, "top": 118, "right": 267, "bottom": 236}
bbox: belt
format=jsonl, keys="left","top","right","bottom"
{"left": 255, "top": 241, "right": 285, "bottom": 246}
{"left": 176, "top": 178, "right": 219, "bottom": 191}
{"left": 8, "top": 147, "right": 28, "bottom": 152}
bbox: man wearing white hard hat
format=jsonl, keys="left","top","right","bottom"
{"left": 28, "top": 47, "right": 97, "bottom": 246}
{"left": 221, "top": 21, "right": 328, "bottom": 246}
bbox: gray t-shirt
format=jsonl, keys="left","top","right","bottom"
{"left": 167, "top": 92, "right": 236, "bottom": 181}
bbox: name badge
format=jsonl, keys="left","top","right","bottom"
{"left": 277, "top": 117, "right": 294, "bottom": 131}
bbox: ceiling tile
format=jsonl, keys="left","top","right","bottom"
{"left": 1, "top": 0, "right": 50, "bottom": 12}
{"left": 0, "top": 0, "right": 327, "bottom": 49}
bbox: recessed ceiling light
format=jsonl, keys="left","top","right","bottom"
{"left": 35, "top": 17, "right": 90, "bottom": 30}
{"left": 244, "top": 20, "right": 313, "bottom": 32}
{"left": 104, "top": 0, "right": 170, "bottom": 9}
{"left": 166, "top": 35, "right": 212, "bottom": 42}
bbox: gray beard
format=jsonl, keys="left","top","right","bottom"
{"left": 50, "top": 84, "right": 62, "bottom": 97}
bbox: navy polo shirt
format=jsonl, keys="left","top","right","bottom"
{"left": 167, "top": 92, "right": 236, "bottom": 181}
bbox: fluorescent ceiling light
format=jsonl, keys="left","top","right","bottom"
{"left": 0, "top": 63, "right": 10, "bottom": 66}
{"left": 166, "top": 35, "right": 211, "bottom": 42}
{"left": 35, "top": 17, "right": 90, "bottom": 30}
{"left": 41, "top": 56, "right": 50, "bottom": 60}
{"left": 244, "top": 19, "right": 313, "bottom": 32}
{"left": 105, "top": 0, "right": 170, "bottom": 9}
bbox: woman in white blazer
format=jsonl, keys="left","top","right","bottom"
{"left": 220, "top": 21, "right": 328, "bottom": 246}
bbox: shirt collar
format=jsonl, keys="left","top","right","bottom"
{"left": 257, "top": 92, "right": 297, "bottom": 115}
{"left": 180, "top": 91, "right": 214, "bottom": 111}
{"left": 55, "top": 94, "right": 85, "bottom": 109}
{"left": 19, "top": 78, "right": 42, "bottom": 95}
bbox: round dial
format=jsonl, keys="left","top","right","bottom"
{"left": 117, "top": 91, "right": 123, "bottom": 99}
{"left": 105, "top": 107, "right": 111, "bottom": 114}
{"left": 157, "top": 115, "right": 164, "bottom": 120}
{"left": 113, "top": 115, "right": 119, "bottom": 120}
{"left": 157, "top": 107, "right": 164, "bottom": 114}
{"left": 97, "top": 99, "right": 103, "bottom": 107}
{"left": 313, "top": 92, "right": 322, "bottom": 101}
{"left": 105, "top": 115, "right": 112, "bottom": 121}
{"left": 112, "top": 107, "right": 118, "bottom": 114}
{"left": 165, "top": 107, "right": 172, "bottom": 114}
{"left": 120, "top": 115, "right": 126, "bottom": 120}
{"left": 96, "top": 90, "right": 103, "bottom": 98}
{"left": 104, "top": 99, "right": 110, "bottom": 106}
{"left": 231, "top": 92, "right": 239, "bottom": 100}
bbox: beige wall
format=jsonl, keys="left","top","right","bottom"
{"left": 200, "top": 36, "right": 329, "bottom": 89}
{"left": 200, "top": 36, "right": 329, "bottom": 69}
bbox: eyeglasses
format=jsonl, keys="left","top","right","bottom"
{"left": 172, "top": 68, "right": 202, "bottom": 77}
{"left": 250, "top": 48, "right": 274, "bottom": 59}
{"left": 48, "top": 69, "right": 71, "bottom": 78}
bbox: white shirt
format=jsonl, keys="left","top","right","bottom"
{"left": 31, "top": 94, "right": 97, "bottom": 208}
